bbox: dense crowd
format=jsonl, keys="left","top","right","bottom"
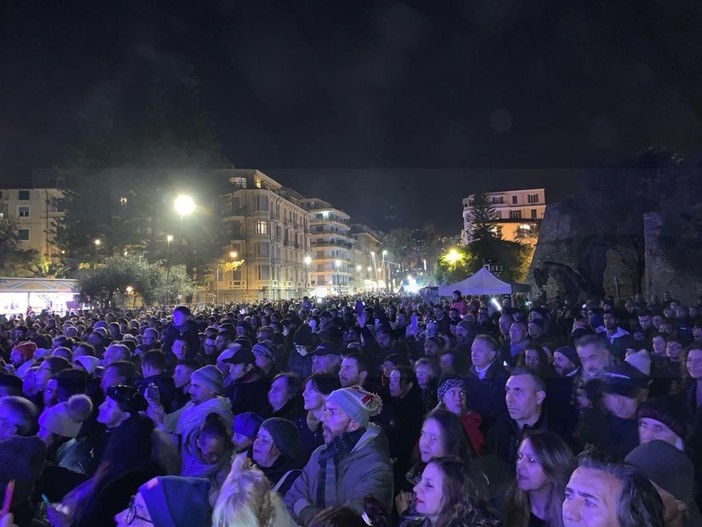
{"left": 0, "top": 290, "right": 701, "bottom": 527}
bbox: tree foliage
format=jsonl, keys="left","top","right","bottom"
{"left": 434, "top": 248, "right": 474, "bottom": 285}
{"left": 77, "top": 255, "right": 196, "bottom": 309}
{"left": 0, "top": 218, "right": 44, "bottom": 276}
{"left": 466, "top": 193, "right": 501, "bottom": 242}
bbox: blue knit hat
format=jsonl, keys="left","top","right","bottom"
{"left": 140, "top": 476, "right": 211, "bottom": 527}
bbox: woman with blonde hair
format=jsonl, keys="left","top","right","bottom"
{"left": 212, "top": 453, "right": 297, "bottom": 527}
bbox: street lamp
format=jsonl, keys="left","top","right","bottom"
{"left": 174, "top": 194, "right": 195, "bottom": 222}
{"left": 230, "top": 251, "right": 238, "bottom": 259}
{"left": 92, "top": 239, "right": 101, "bottom": 270}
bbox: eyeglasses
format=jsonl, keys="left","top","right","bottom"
{"left": 126, "top": 496, "right": 153, "bottom": 525}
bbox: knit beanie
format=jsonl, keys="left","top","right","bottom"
{"left": 625, "top": 350, "right": 651, "bottom": 376}
{"left": 260, "top": 418, "right": 301, "bottom": 460}
{"left": 637, "top": 395, "right": 687, "bottom": 439}
{"left": 625, "top": 440, "right": 694, "bottom": 507}
{"left": 140, "top": 476, "right": 211, "bottom": 527}
{"left": 325, "top": 386, "right": 383, "bottom": 427}
{"left": 233, "top": 411, "right": 264, "bottom": 440}
{"left": 190, "top": 365, "right": 224, "bottom": 394}
{"left": 13, "top": 341, "right": 37, "bottom": 360}
{"left": 74, "top": 355, "right": 100, "bottom": 375}
{"left": 437, "top": 376, "right": 466, "bottom": 403}
{"left": 252, "top": 342, "right": 276, "bottom": 365}
{"left": 553, "top": 346, "right": 581, "bottom": 368}
{"left": 38, "top": 394, "right": 93, "bottom": 438}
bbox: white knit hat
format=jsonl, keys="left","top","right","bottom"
{"left": 38, "top": 394, "right": 93, "bottom": 438}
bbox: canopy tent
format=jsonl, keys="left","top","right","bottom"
{"left": 437, "top": 267, "right": 531, "bottom": 296}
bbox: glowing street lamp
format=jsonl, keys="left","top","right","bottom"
{"left": 303, "top": 255, "right": 312, "bottom": 265}
{"left": 229, "top": 251, "right": 238, "bottom": 259}
{"left": 94, "top": 239, "right": 101, "bottom": 247}
{"left": 174, "top": 194, "right": 195, "bottom": 222}
{"left": 446, "top": 248, "right": 462, "bottom": 265}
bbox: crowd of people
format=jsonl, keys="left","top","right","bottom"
{"left": 0, "top": 290, "right": 701, "bottom": 527}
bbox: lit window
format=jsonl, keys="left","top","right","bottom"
{"left": 256, "top": 220, "right": 269, "bottom": 235}
{"left": 18, "top": 206, "right": 30, "bottom": 218}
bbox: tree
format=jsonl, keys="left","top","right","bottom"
{"left": 76, "top": 255, "right": 196, "bottom": 309}
{"left": 466, "top": 237, "right": 532, "bottom": 282}
{"left": 466, "top": 193, "right": 501, "bottom": 242}
{"left": 0, "top": 218, "right": 42, "bottom": 276}
{"left": 434, "top": 248, "right": 475, "bottom": 285}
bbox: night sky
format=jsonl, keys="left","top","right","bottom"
{"left": 2, "top": 1, "right": 701, "bottom": 232}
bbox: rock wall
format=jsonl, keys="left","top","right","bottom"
{"left": 643, "top": 212, "right": 702, "bottom": 304}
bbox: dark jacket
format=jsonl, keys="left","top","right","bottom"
{"left": 137, "top": 373, "right": 178, "bottom": 414}
{"left": 224, "top": 371, "right": 270, "bottom": 415}
{"left": 162, "top": 319, "right": 201, "bottom": 359}
{"left": 576, "top": 409, "right": 638, "bottom": 461}
{"left": 465, "top": 361, "right": 508, "bottom": 433}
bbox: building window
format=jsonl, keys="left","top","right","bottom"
{"left": 531, "top": 209, "right": 538, "bottom": 219}
{"left": 18, "top": 190, "right": 30, "bottom": 200}
{"left": 18, "top": 228, "right": 29, "bottom": 240}
{"left": 492, "top": 196, "right": 504, "bottom": 204}
{"left": 511, "top": 196, "right": 518, "bottom": 205}
{"left": 256, "top": 220, "right": 269, "bottom": 235}
{"left": 18, "top": 206, "right": 30, "bottom": 218}
{"left": 231, "top": 177, "right": 247, "bottom": 188}
{"left": 494, "top": 210, "right": 502, "bottom": 219}
{"left": 528, "top": 194, "right": 539, "bottom": 204}
{"left": 258, "top": 265, "right": 270, "bottom": 280}
{"left": 257, "top": 242, "right": 270, "bottom": 257}
{"left": 510, "top": 210, "right": 522, "bottom": 219}
{"left": 256, "top": 195, "right": 269, "bottom": 211}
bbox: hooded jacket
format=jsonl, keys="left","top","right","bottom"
{"left": 283, "top": 424, "right": 393, "bottom": 526}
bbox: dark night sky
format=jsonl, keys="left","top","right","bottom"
{"left": 1, "top": 0, "right": 701, "bottom": 232}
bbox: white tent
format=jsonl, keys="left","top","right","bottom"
{"left": 437, "top": 267, "right": 531, "bottom": 296}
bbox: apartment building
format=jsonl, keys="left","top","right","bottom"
{"left": 219, "top": 169, "right": 311, "bottom": 301}
{"left": 350, "top": 224, "right": 384, "bottom": 292}
{"left": 0, "top": 175, "right": 64, "bottom": 259}
{"left": 298, "top": 197, "right": 354, "bottom": 295}
{"left": 462, "top": 188, "right": 546, "bottom": 245}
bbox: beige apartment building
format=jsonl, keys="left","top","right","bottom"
{"left": 298, "top": 197, "right": 354, "bottom": 295}
{"left": 0, "top": 180, "right": 64, "bottom": 260}
{"left": 350, "top": 224, "right": 384, "bottom": 292}
{"left": 462, "top": 187, "right": 546, "bottom": 245}
{"left": 219, "top": 169, "right": 311, "bottom": 302}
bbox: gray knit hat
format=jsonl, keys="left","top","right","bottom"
{"left": 325, "top": 386, "right": 383, "bottom": 427}
{"left": 625, "top": 440, "right": 695, "bottom": 508}
{"left": 190, "top": 365, "right": 224, "bottom": 394}
{"left": 260, "top": 418, "right": 301, "bottom": 460}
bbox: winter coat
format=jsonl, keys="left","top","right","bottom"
{"left": 464, "top": 361, "right": 508, "bottom": 433}
{"left": 283, "top": 424, "right": 394, "bottom": 526}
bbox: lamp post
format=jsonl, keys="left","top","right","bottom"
{"left": 93, "top": 239, "right": 101, "bottom": 270}
{"left": 166, "top": 195, "right": 195, "bottom": 305}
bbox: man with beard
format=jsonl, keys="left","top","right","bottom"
{"left": 546, "top": 346, "right": 583, "bottom": 436}
{"left": 283, "top": 386, "right": 393, "bottom": 526}
{"left": 574, "top": 335, "right": 613, "bottom": 411}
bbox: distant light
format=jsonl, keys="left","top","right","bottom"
{"left": 167, "top": 235, "right": 174, "bottom": 242}
{"left": 229, "top": 251, "right": 238, "bottom": 259}
{"left": 94, "top": 239, "right": 101, "bottom": 246}
{"left": 367, "top": 266, "right": 372, "bottom": 272}
{"left": 382, "top": 250, "right": 388, "bottom": 256}
{"left": 356, "top": 265, "right": 362, "bottom": 271}
{"left": 490, "top": 298, "right": 502, "bottom": 311}
{"left": 303, "top": 255, "right": 312, "bottom": 265}
{"left": 335, "top": 260, "right": 341, "bottom": 268}
{"left": 126, "top": 286, "right": 133, "bottom": 293}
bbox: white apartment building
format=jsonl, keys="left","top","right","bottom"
{"left": 462, "top": 187, "right": 546, "bottom": 245}
{"left": 220, "top": 169, "right": 311, "bottom": 301}
{"left": 298, "top": 197, "right": 353, "bottom": 295}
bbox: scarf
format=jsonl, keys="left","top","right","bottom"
{"left": 316, "top": 428, "right": 365, "bottom": 508}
